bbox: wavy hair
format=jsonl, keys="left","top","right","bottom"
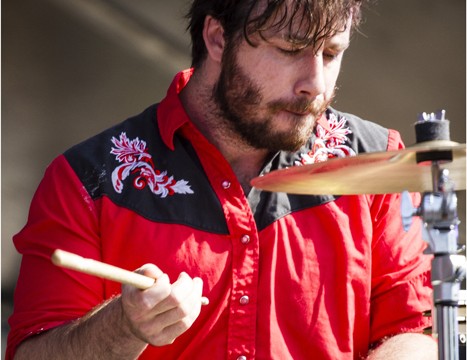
{"left": 186, "top": 0, "right": 365, "bottom": 67}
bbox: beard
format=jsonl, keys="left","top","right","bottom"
{"left": 213, "top": 46, "right": 332, "bottom": 152}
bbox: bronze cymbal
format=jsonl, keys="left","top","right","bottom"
{"left": 251, "top": 141, "right": 466, "bottom": 195}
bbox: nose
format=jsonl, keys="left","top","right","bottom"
{"left": 294, "top": 53, "right": 326, "bottom": 99}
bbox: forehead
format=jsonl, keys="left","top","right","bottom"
{"left": 278, "top": 16, "right": 352, "bottom": 44}
{"left": 253, "top": 16, "right": 352, "bottom": 51}
{"left": 249, "top": 0, "right": 353, "bottom": 45}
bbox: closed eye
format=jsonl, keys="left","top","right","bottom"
{"left": 277, "top": 46, "right": 305, "bottom": 56}
{"left": 323, "top": 52, "right": 338, "bottom": 61}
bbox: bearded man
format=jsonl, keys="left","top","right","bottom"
{"left": 7, "top": 1, "right": 436, "bottom": 359}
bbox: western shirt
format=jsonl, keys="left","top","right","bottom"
{"left": 7, "top": 69, "right": 432, "bottom": 359}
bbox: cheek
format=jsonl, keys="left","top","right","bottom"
{"left": 324, "top": 64, "right": 341, "bottom": 95}
{"left": 241, "top": 61, "right": 286, "bottom": 101}
{"left": 244, "top": 58, "right": 281, "bottom": 85}
{"left": 237, "top": 46, "right": 289, "bottom": 83}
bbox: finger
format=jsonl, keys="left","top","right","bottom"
{"left": 153, "top": 272, "right": 194, "bottom": 314}
{"left": 134, "top": 263, "right": 164, "bottom": 281}
{"left": 170, "top": 274, "right": 205, "bottom": 311}
{"left": 120, "top": 272, "right": 172, "bottom": 342}
{"left": 171, "top": 272, "right": 195, "bottom": 301}
{"left": 147, "top": 278, "right": 205, "bottom": 345}
{"left": 121, "top": 264, "right": 166, "bottom": 306}
{"left": 192, "top": 277, "right": 204, "bottom": 305}
{"left": 169, "top": 275, "right": 204, "bottom": 321}
{"left": 154, "top": 276, "right": 204, "bottom": 327}
{"left": 122, "top": 273, "right": 171, "bottom": 316}
{"left": 153, "top": 314, "right": 197, "bottom": 346}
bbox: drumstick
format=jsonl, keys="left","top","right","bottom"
{"left": 51, "top": 249, "right": 209, "bottom": 305}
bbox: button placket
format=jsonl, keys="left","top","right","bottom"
{"left": 227, "top": 231, "right": 258, "bottom": 358}
{"left": 215, "top": 175, "right": 258, "bottom": 359}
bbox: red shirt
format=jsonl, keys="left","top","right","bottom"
{"left": 7, "top": 69, "right": 432, "bottom": 359}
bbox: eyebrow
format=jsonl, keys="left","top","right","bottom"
{"left": 324, "top": 39, "right": 350, "bottom": 52}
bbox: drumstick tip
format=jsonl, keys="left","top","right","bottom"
{"left": 201, "top": 297, "right": 209, "bottom": 306}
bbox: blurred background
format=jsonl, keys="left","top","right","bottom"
{"left": 2, "top": 0, "right": 466, "bottom": 356}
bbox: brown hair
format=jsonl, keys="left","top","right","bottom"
{"left": 186, "top": 0, "right": 365, "bottom": 68}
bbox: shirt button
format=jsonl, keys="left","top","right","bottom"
{"left": 239, "top": 295, "right": 250, "bottom": 305}
{"left": 222, "top": 180, "right": 231, "bottom": 189}
{"left": 237, "top": 356, "right": 247, "bottom": 360}
{"left": 240, "top": 234, "right": 250, "bottom": 244}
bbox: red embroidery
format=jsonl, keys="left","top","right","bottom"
{"left": 110, "top": 132, "right": 193, "bottom": 197}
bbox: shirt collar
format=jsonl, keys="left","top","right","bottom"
{"left": 157, "top": 68, "right": 194, "bottom": 150}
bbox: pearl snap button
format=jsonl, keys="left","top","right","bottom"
{"left": 240, "top": 235, "right": 250, "bottom": 244}
{"left": 239, "top": 295, "right": 250, "bottom": 305}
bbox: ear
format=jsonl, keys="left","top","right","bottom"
{"left": 202, "top": 15, "right": 225, "bottom": 63}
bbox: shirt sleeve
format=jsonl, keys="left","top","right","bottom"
{"left": 6, "top": 155, "right": 105, "bottom": 359}
{"left": 368, "top": 129, "right": 433, "bottom": 344}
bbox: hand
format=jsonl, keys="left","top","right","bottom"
{"left": 120, "top": 264, "right": 204, "bottom": 346}
{"left": 366, "top": 333, "right": 437, "bottom": 359}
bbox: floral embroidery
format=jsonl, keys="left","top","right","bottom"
{"left": 110, "top": 132, "right": 193, "bottom": 198}
{"left": 295, "top": 113, "right": 356, "bottom": 166}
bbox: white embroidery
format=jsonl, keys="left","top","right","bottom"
{"left": 110, "top": 132, "right": 193, "bottom": 198}
{"left": 296, "top": 113, "right": 356, "bottom": 166}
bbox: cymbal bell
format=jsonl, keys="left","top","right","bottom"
{"left": 251, "top": 141, "right": 466, "bottom": 195}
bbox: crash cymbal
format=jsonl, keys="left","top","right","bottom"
{"left": 251, "top": 141, "right": 466, "bottom": 195}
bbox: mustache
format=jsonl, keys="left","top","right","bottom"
{"left": 267, "top": 97, "right": 329, "bottom": 117}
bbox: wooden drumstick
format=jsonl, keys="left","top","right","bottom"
{"left": 51, "top": 249, "right": 209, "bottom": 305}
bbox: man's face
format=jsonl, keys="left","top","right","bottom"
{"left": 213, "top": 17, "right": 351, "bottom": 152}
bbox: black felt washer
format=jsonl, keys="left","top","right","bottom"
{"left": 415, "top": 120, "right": 450, "bottom": 143}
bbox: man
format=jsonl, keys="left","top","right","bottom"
{"left": 7, "top": 0, "right": 437, "bottom": 359}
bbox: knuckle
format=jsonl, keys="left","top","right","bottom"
{"left": 148, "top": 335, "right": 171, "bottom": 347}
{"left": 138, "top": 264, "right": 163, "bottom": 279}
{"left": 178, "top": 317, "right": 193, "bottom": 332}
{"left": 146, "top": 316, "right": 196, "bottom": 347}
{"left": 168, "top": 291, "right": 184, "bottom": 307}
{"left": 139, "top": 297, "right": 155, "bottom": 312}
{"left": 175, "top": 302, "right": 191, "bottom": 318}
{"left": 160, "top": 285, "right": 172, "bottom": 299}
{"left": 148, "top": 330, "right": 177, "bottom": 347}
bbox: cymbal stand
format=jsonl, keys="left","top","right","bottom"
{"left": 418, "top": 161, "right": 466, "bottom": 360}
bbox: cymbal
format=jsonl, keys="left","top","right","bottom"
{"left": 251, "top": 141, "right": 466, "bottom": 195}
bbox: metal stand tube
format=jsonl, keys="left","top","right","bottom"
{"left": 436, "top": 304, "right": 460, "bottom": 360}
{"left": 419, "top": 165, "right": 466, "bottom": 360}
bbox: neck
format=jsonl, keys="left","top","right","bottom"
{"left": 179, "top": 68, "right": 268, "bottom": 193}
